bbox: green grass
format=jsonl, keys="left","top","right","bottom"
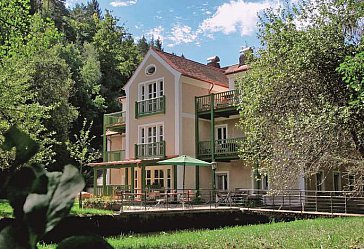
{"left": 104, "top": 217, "right": 364, "bottom": 249}
{"left": 37, "top": 217, "right": 364, "bottom": 248}
{"left": 0, "top": 200, "right": 113, "bottom": 217}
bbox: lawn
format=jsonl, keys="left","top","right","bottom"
{"left": 0, "top": 200, "right": 114, "bottom": 217}
{"left": 38, "top": 217, "right": 364, "bottom": 249}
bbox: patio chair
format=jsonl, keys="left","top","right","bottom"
{"left": 178, "top": 190, "right": 194, "bottom": 208}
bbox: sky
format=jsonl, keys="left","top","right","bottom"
{"left": 65, "top": 0, "right": 284, "bottom": 67}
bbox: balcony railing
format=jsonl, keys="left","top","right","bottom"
{"left": 135, "top": 141, "right": 166, "bottom": 159}
{"left": 135, "top": 96, "right": 165, "bottom": 118}
{"left": 106, "top": 150, "right": 125, "bottom": 162}
{"left": 196, "top": 89, "right": 241, "bottom": 112}
{"left": 95, "top": 185, "right": 131, "bottom": 196}
{"left": 198, "top": 137, "right": 243, "bottom": 159}
{"left": 104, "top": 111, "right": 126, "bottom": 127}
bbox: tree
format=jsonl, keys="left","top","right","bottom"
{"left": 67, "top": 119, "right": 101, "bottom": 208}
{"left": 92, "top": 11, "right": 141, "bottom": 112}
{"left": 237, "top": 0, "right": 364, "bottom": 191}
{"left": 137, "top": 35, "right": 149, "bottom": 57}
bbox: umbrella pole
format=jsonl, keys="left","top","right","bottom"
{"left": 183, "top": 163, "right": 186, "bottom": 209}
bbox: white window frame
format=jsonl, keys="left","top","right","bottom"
{"left": 216, "top": 171, "right": 229, "bottom": 191}
{"left": 138, "top": 78, "right": 164, "bottom": 101}
{"left": 215, "top": 124, "right": 228, "bottom": 142}
{"left": 138, "top": 122, "right": 164, "bottom": 144}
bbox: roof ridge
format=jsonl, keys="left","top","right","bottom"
{"left": 154, "top": 49, "right": 225, "bottom": 72}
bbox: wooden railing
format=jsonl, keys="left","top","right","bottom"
{"left": 135, "top": 141, "right": 166, "bottom": 159}
{"left": 198, "top": 137, "right": 243, "bottom": 158}
{"left": 135, "top": 96, "right": 165, "bottom": 118}
{"left": 95, "top": 185, "right": 131, "bottom": 196}
{"left": 196, "top": 89, "right": 241, "bottom": 112}
{"left": 104, "top": 111, "right": 126, "bottom": 127}
{"left": 106, "top": 150, "right": 125, "bottom": 162}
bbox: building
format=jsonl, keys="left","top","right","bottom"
{"left": 89, "top": 46, "right": 352, "bottom": 198}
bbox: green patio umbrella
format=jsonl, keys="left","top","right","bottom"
{"left": 158, "top": 155, "right": 211, "bottom": 192}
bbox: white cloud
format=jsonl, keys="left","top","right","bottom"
{"left": 146, "top": 26, "right": 165, "bottom": 42}
{"left": 167, "top": 24, "right": 199, "bottom": 47}
{"left": 110, "top": 0, "right": 137, "bottom": 7}
{"left": 200, "top": 0, "right": 278, "bottom": 36}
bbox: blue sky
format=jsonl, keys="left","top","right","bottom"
{"left": 66, "top": 0, "right": 283, "bottom": 67}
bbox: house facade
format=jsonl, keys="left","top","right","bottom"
{"left": 89, "top": 47, "right": 350, "bottom": 198}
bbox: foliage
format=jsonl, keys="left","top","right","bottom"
{"left": 67, "top": 119, "right": 101, "bottom": 188}
{"left": 237, "top": 0, "right": 364, "bottom": 190}
{"left": 92, "top": 11, "right": 142, "bottom": 112}
{"left": 0, "top": 126, "right": 85, "bottom": 249}
{"left": 0, "top": 51, "right": 54, "bottom": 168}
{"left": 137, "top": 35, "right": 164, "bottom": 57}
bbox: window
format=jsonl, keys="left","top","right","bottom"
{"left": 216, "top": 125, "right": 228, "bottom": 142}
{"left": 136, "top": 79, "right": 165, "bottom": 117}
{"left": 145, "top": 64, "right": 156, "bottom": 76}
{"left": 146, "top": 170, "right": 151, "bottom": 186}
{"left": 167, "top": 169, "right": 172, "bottom": 189}
{"left": 216, "top": 172, "right": 229, "bottom": 191}
{"left": 154, "top": 169, "right": 164, "bottom": 188}
{"left": 134, "top": 170, "right": 138, "bottom": 190}
{"left": 138, "top": 79, "right": 164, "bottom": 101}
{"left": 145, "top": 168, "right": 170, "bottom": 189}
{"left": 137, "top": 123, "right": 165, "bottom": 158}
{"left": 316, "top": 171, "right": 324, "bottom": 192}
{"left": 139, "top": 123, "right": 164, "bottom": 144}
{"left": 333, "top": 172, "right": 341, "bottom": 192}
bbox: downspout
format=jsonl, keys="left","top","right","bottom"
{"left": 208, "top": 82, "right": 215, "bottom": 94}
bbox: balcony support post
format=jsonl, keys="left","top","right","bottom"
{"left": 210, "top": 93, "right": 216, "bottom": 190}
{"left": 103, "top": 114, "right": 107, "bottom": 162}
{"left": 102, "top": 168, "right": 107, "bottom": 195}
{"left": 93, "top": 168, "right": 97, "bottom": 196}
{"left": 173, "top": 165, "right": 177, "bottom": 190}
{"left": 131, "top": 164, "right": 135, "bottom": 193}
{"left": 141, "top": 164, "right": 146, "bottom": 192}
{"left": 195, "top": 96, "right": 200, "bottom": 191}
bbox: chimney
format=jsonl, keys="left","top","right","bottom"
{"left": 207, "top": 56, "right": 220, "bottom": 68}
{"left": 239, "top": 47, "right": 252, "bottom": 66}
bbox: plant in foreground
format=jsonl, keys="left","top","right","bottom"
{"left": 0, "top": 126, "right": 112, "bottom": 249}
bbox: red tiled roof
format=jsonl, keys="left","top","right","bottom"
{"left": 223, "top": 64, "right": 249, "bottom": 75}
{"left": 152, "top": 47, "right": 229, "bottom": 88}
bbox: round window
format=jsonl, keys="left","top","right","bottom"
{"left": 145, "top": 65, "right": 156, "bottom": 75}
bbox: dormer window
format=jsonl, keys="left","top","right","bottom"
{"left": 145, "top": 64, "right": 156, "bottom": 76}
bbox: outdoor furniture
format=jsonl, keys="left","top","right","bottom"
{"left": 178, "top": 190, "right": 194, "bottom": 208}
{"left": 216, "top": 191, "right": 231, "bottom": 205}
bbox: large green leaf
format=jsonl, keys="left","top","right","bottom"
{"left": 7, "top": 167, "right": 36, "bottom": 220}
{"left": 2, "top": 126, "right": 39, "bottom": 166}
{"left": 45, "top": 165, "right": 84, "bottom": 233}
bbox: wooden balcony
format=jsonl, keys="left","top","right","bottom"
{"left": 104, "top": 111, "right": 126, "bottom": 132}
{"left": 197, "top": 137, "right": 243, "bottom": 161}
{"left": 106, "top": 150, "right": 125, "bottom": 162}
{"left": 135, "top": 141, "right": 166, "bottom": 159}
{"left": 135, "top": 96, "right": 165, "bottom": 118}
{"left": 196, "top": 90, "right": 241, "bottom": 119}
